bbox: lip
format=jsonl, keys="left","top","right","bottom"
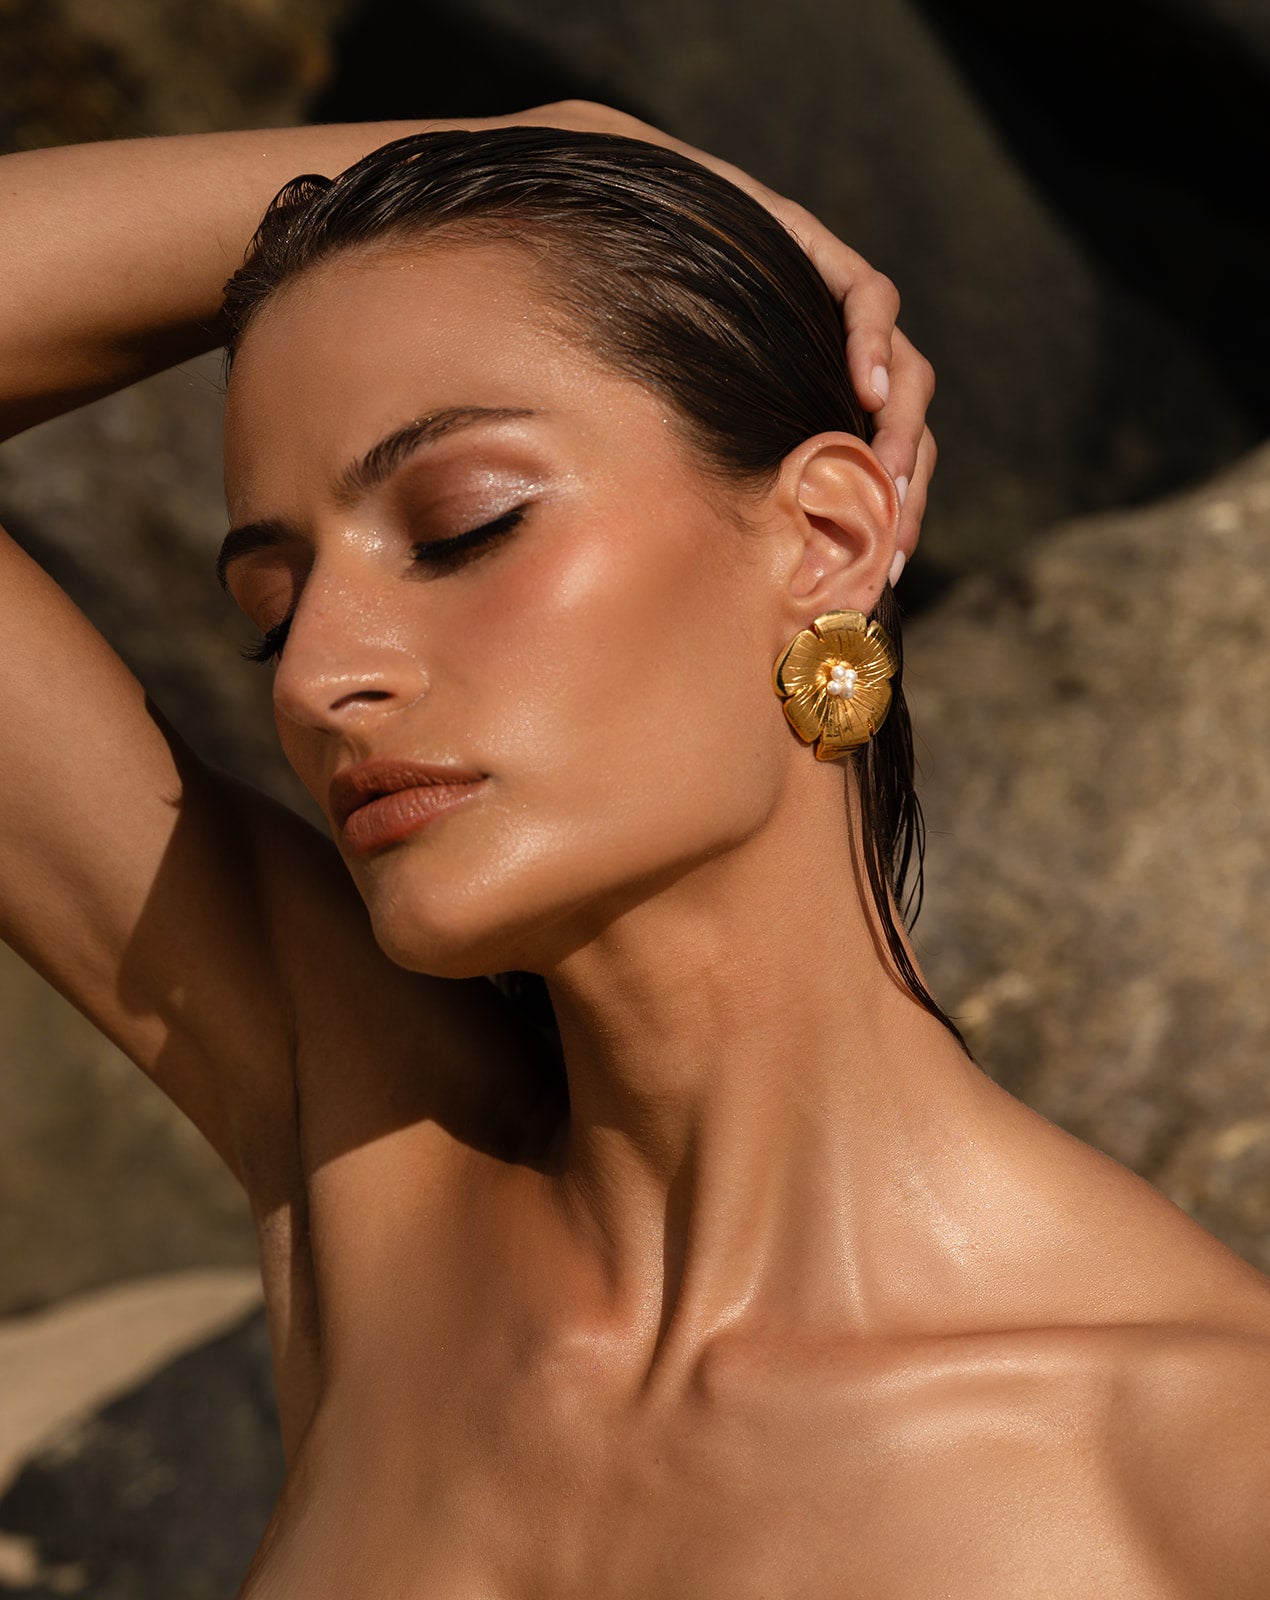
{"left": 329, "top": 759, "right": 486, "bottom": 853}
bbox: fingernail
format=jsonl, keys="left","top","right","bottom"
{"left": 888, "top": 550, "right": 906, "bottom": 588}
{"left": 870, "top": 364, "right": 890, "bottom": 405}
{"left": 895, "top": 474, "right": 909, "bottom": 508}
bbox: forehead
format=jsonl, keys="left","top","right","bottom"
{"left": 221, "top": 241, "right": 643, "bottom": 513}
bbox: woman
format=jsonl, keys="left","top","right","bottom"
{"left": 3, "top": 103, "right": 1268, "bottom": 1596}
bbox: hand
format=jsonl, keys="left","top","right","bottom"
{"left": 510, "top": 102, "right": 936, "bottom": 576}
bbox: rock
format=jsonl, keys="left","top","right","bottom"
{"left": 0, "top": 1304, "right": 281, "bottom": 1599}
{"left": 906, "top": 442, "right": 1270, "bottom": 1273}
{"left": 0, "top": 0, "right": 352, "bottom": 149}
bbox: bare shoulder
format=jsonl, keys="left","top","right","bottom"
{"left": 1108, "top": 1296, "right": 1270, "bottom": 1595}
{"left": 959, "top": 1101, "right": 1270, "bottom": 1591}
{"left": 1046, "top": 1115, "right": 1270, "bottom": 1586}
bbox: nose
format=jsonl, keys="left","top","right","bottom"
{"left": 271, "top": 568, "right": 429, "bottom": 735}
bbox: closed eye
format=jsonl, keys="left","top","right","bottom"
{"left": 240, "top": 504, "right": 529, "bottom": 666}
{"left": 409, "top": 504, "right": 527, "bottom": 573}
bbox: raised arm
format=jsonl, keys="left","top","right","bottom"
{"left": 0, "top": 120, "right": 427, "bottom": 437}
{"left": 0, "top": 117, "right": 472, "bottom": 1191}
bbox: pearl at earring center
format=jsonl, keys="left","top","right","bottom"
{"left": 825, "top": 662, "right": 858, "bottom": 699}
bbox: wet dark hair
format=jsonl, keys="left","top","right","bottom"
{"left": 222, "top": 126, "right": 966, "bottom": 1053}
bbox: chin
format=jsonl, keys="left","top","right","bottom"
{"left": 364, "top": 891, "right": 515, "bottom": 981}
{"left": 354, "top": 845, "right": 559, "bottom": 981}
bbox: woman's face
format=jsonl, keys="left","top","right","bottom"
{"left": 221, "top": 241, "right": 799, "bottom": 976}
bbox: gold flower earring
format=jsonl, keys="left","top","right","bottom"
{"left": 772, "top": 609, "right": 898, "bottom": 759}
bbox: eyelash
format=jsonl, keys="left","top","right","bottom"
{"left": 240, "top": 505, "right": 528, "bottom": 666}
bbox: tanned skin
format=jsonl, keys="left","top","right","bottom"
{"left": 2, "top": 107, "right": 1268, "bottom": 1599}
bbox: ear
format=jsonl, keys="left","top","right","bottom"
{"left": 774, "top": 434, "right": 900, "bottom": 621}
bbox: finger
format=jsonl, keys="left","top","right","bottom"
{"left": 840, "top": 270, "right": 900, "bottom": 414}
{"left": 894, "top": 426, "right": 936, "bottom": 561}
{"left": 869, "top": 327, "right": 934, "bottom": 487}
{"left": 771, "top": 201, "right": 873, "bottom": 303}
{"left": 763, "top": 201, "right": 899, "bottom": 412}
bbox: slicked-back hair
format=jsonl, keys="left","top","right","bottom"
{"left": 223, "top": 126, "right": 966, "bottom": 1053}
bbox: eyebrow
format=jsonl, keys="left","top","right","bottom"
{"left": 216, "top": 405, "right": 538, "bottom": 589}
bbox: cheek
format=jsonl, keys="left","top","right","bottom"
{"left": 486, "top": 504, "right": 784, "bottom": 855}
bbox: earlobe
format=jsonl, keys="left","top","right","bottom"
{"left": 783, "top": 434, "right": 900, "bottom": 615}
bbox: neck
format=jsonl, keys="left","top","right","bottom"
{"left": 538, "top": 771, "right": 1002, "bottom": 1374}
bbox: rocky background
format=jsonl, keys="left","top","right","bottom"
{"left": 0, "top": 0, "right": 1266, "bottom": 1593}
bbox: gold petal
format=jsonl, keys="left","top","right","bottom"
{"left": 819, "top": 690, "right": 850, "bottom": 745}
{"left": 853, "top": 656, "right": 892, "bottom": 688}
{"left": 817, "top": 634, "right": 867, "bottom": 663}
{"left": 822, "top": 640, "right": 895, "bottom": 696}
{"left": 851, "top": 682, "right": 893, "bottom": 738}
{"left": 781, "top": 687, "right": 823, "bottom": 743}
{"left": 815, "top": 684, "right": 893, "bottom": 755}
{"left": 813, "top": 609, "right": 867, "bottom": 642}
{"left": 818, "top": 638, "right": 860, "bottom": 669}
{"left": 846, "top": 703, "right": 875, "bottom": 747}
{"left": 819, "top": 620, "right": 897, "bottom": 681}
{"left": 865, "top": 619, "right": 899, "bottom": 678}
{"left": 774, "top": 628, "right": 829, "bottom": 697}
